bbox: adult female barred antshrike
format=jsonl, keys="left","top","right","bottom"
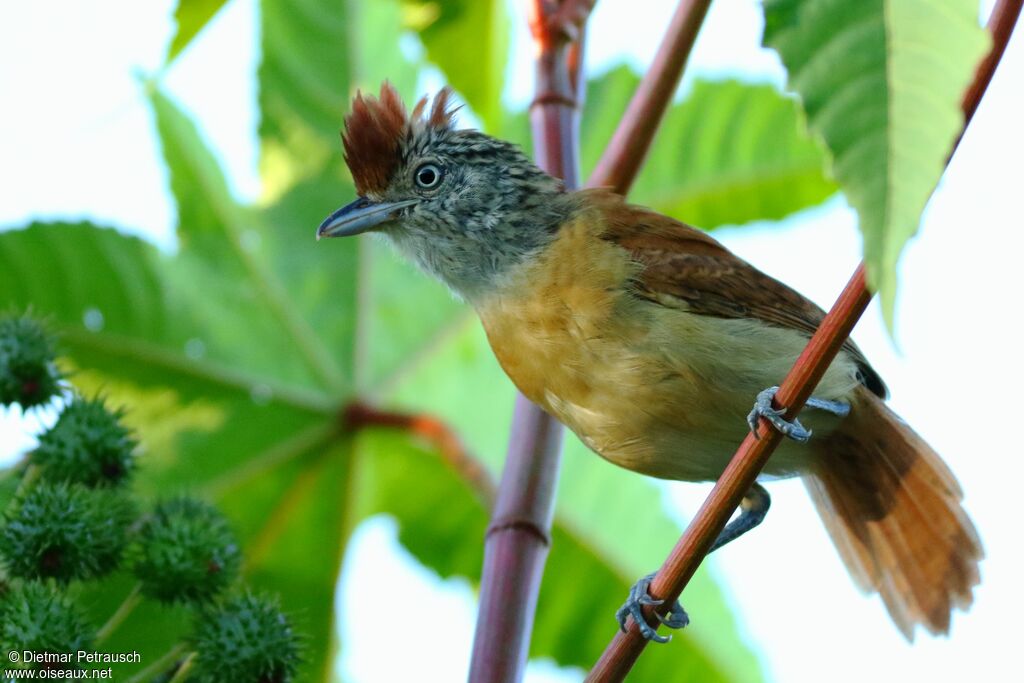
{"left": 317, "top": 83, "right": 981, "bottom": 642}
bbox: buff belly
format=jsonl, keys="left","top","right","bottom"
{"left": 475, "top": 226, "right": 862, "bottom": 483}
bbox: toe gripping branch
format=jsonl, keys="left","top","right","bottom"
{"left": 618, "top": 483, "right": 771, "bottom": 643}
{"left": 618, "top": 385, "right": 850, "bottom": 642}
{"left": 747, "top": 385, "right": 850, "bottom": 443}
{"left": 615, "top": 573, "right": 689, "bottom": 644}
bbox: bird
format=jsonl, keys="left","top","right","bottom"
{"left": 317, "top": 83, "right": 982, "bottom": 642}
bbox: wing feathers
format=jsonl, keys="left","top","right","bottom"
{"left": 582, "top": 189, "right": 887, "bottom": 397}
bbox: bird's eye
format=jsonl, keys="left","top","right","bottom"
{"left": 414, "top": 163, "right": 443, "bottom": 190}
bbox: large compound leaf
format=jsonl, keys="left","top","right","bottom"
{"left": 582, "top": 66, "right": 838, "bottom": 229}
{"left": 762, "top": 0, "right": 989, "bottom": 325}
{"left": 403, "top": 0, "right": 510, "bottom": 131}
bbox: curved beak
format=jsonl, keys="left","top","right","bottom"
{"left": 316, "top": 197, "right": 418, "bottom": 240}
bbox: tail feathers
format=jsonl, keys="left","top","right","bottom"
{"left": 807, "top": 386, "right": 982, "bottom": 639}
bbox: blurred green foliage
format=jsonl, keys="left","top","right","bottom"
{"left": 0, "top": 0, "right": 988, "bottom": 679}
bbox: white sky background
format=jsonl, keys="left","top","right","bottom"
{"left": 1, "top": 1, "right": 1022, "bottom": 682}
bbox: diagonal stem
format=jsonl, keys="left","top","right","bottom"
{"left": 94, "top": 582, "right": 144, "bottom": 644}
{"left": 588, "top": 0, "right": 713, "bottom": 192}
{"left": 587, "top": 2, "right": 1021, "bottom": 678}
{"left": 123, "top": 643, "right": 188, "bottom": 683}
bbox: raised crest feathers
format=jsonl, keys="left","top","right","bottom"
{"left": 342, "top": 82, "right": 458, "bottom": 195}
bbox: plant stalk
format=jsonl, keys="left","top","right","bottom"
{"left": 467, "top": 0, "right": 721, "bottom": 677}
{"left": 124, "top": 642, "right": 188, "bottom": 683}
{"left": 587, "top": 2, "right": 1020, "bottom": 678}
{"left": 165, "top": 652, "right": 197, "bottom": 683}
{"left": 94, "top": 582, "right": 143, "bottom": 645}
{"left": 465, "top": 2, "right": 591, "bottom": 681}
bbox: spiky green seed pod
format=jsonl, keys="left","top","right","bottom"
{"left": 32, "top": 396, "right": 136, "bottom": 487}
{"left": 0, "top": 314, "right": 62, "bottom": 410}
{"left": 0, "top": 481, "right": 134, "bottom": 582}
{"left": 130, "top": 497, "right": 241, "bottom": 604}
{"left": 192, "top": 592, "right": 300, "bottom": 683}
{"left": 0, "top": 581, "right": 92, "bottom": 671}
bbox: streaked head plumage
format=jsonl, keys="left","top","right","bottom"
{"left": 320, "top": 82, "right": 571, "bottom": 299}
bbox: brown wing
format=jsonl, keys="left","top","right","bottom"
{"left": 584, "top": 189, "right": 887, "bottom": 397}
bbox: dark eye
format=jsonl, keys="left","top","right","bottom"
{"left": 414, "top": 163, "right": 443, "bottom": 190}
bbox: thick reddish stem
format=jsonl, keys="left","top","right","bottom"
{"left": 466, "top": 3, "right": 591, "bottom": 681}
{"left": 468, "top": 396, "right": 565, "bottom": 682}
{"left": 587, "top": 3, "right": 1020, "bottom": 679}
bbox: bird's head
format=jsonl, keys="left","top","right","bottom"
{"left": 317, "top": 83, "right": 571, "bottom": 300}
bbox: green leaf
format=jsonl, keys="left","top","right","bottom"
{"left": 257, "top": 0, "right": 418, "bottom": 200}
{"left": 249, "top": 0, "right": 434, "bottom": 393}
{"left": 80, "top": 572, "right": 193, "bottom": 678}
{"left": 351, "top": 430, "right": 488, "bottom": 579}
{"left": 258, "top": 0, "right": 352, "bottom": 195}
{"left": 581, "top": 66, "right": 839, "bottom": 228}
{"left": 762, "top": 0, "right": 989, "bottom": 326}
{"left": 0, "top": 224, "right": 199, "bottom": 397}
{"left": 151, "top": 85, "right": 347, "bottom": 393}
{"left": 166, "top": 0, "right": 231, "bottom": 63}
{"left": 403, "top": 0, "right": 510, "bottom": 131}
{"left": 215, "top": 441, "right": 352, "bottom": 683}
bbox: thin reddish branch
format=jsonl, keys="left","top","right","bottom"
{"left": 589, "top": 0, "right": 713, "bottom": 192}
{"left": 954, "top": 0, "right": 1022, "bottom": 155}
{"left": 587, "top": 269, "right": 871, "bottom": 681}
{"left": 587, "top": 3, "right": 1020, "bottom": 679}
{"left": 465, "top": 3, "right": 594, "bottom": 682}
{"left": 344, "top": 403, "right": 496, "bottom": 504}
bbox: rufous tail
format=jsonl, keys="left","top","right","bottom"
{"left": 806, "top": 385, "right": 982, "bottom": 639}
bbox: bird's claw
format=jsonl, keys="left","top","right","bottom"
{"left": 747, "top": 386, "right": 812, "bottom": 442}
{"left": 615, "top": 573, "right": 689, "bottom": 643}
{"left": 747, "top": 386, "right": 851, "bottom": 442}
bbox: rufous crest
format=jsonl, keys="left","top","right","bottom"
{"left": 342, "top": 82, "right": 457, "bottom": 195}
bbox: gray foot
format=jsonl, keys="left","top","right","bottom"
{"left": 747, "top": 386, "right": 849, "bottom": 442}
{"left": 615, "top": 572, "right": 689, "bottom": 643}
{"left": 709, "top": 483, "right": 771, "bottom": 553}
